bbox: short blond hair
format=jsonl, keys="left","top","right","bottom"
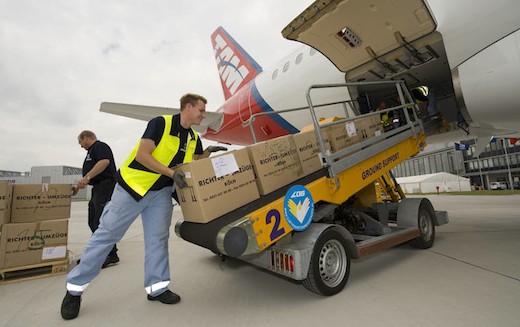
{"left": 180, "top": 93, "right": 207, "bottom": 110}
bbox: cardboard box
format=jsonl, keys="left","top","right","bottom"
{"left": 300, "top": 116, "right": 343, "bottom": 133}
{"left": 0, "top": 219, "right": 68, "bottom": 269}
{"left": 174, "top": 148, "right": 260, "bottom": 224}
{"left": 356, "top": 115, "right": 384, "bottom": 140}
{"left": 322, "top": 121, "right": 360, "bottom": 152}
{"left": 10, "top": 184, "right": 72, "bottom": 223}
{"left": 301, "top": 117, "right": 360, "bottom": 153}
{"left": 293, "top": 131, "right": 324, "bottom": 176}
{"left": 247, "top": 134, "right": 304, "bottom": 195}
{"left": 0, "top": 182, "right": 13, "bottom": 226}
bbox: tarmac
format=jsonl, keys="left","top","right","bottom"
{"left": 1, "top": 194, "right": 519, "bottom": 327}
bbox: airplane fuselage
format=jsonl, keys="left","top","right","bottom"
{"left": 204, "top": 45, "right": 350, "bottom": 145}
{"left": 430, "top": 0, "right": 520, "bottom": 134}
{"left": 101, "top": 0, "right": 519, "bottom": 149}
{"left": 204, "top": 0, "right": 520, "bottom": 146}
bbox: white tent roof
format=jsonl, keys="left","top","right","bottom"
{"left": 396, "top": 172, "right": 469, "bottom": 184}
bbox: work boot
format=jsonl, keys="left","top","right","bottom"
{"left": 147, "top": 289, "right": 181, "bottom": 304}
{"left": 102, "top": 253, "right": 120, "bottom": 268}
{"left": 60, "top": 291, "right": 81, "bottom": 320}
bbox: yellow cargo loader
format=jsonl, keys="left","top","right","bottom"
{"left": 175, "top": 80, "right": 448, "bottom": 296}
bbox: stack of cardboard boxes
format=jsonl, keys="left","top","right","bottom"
{"left": 0, "top": 183, "right": 71, "bottom": 270}
{"left": 0, "top": 183, "right": 13, "bottom": 232}
{"left": 175, "top": 115, "right": 383, "bottom": 224}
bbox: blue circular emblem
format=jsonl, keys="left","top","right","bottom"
{"left": 284, "top": 185, "right": 314, "bottom": 231}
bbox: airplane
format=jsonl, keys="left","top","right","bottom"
{"left": 100, "top": 0, "right": 520, "bottom": 154}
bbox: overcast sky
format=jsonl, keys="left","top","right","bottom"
{"left": 0, "top": 0, "right": 311, "bottom": 172}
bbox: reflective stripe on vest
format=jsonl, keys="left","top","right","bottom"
{"left": 119, "top": 115, "right": 198, "bottom": 198}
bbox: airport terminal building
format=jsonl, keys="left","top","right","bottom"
{"left": 1, "top": 138, "right": 519, "bottom": 196}
{"left": 0, "top": 166, "right": 88, "bottom": 199}
{"left": 392, "top": 139, "right": 520, "bottom": 190}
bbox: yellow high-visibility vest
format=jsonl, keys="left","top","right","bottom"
{"left": 119, "top": 115, "right": 198, "bottom": 198}
{"left": 381, "top": 113, "right": 392, "bottom": 127}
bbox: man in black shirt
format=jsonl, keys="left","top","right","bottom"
{"left": 61, "top": 94, "right": 227, "bottom": 320}
{"left": 73, "top": 130, "right": 119, "bottom": 267}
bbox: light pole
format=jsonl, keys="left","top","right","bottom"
{"left": 454, "top": 151, "right": 462, "bottom": 191}
{"left": 478, "top": 155, "right": 484, "bottom": 190}
{"left": 502, "top": 138, "right": 514, "bottom": 190}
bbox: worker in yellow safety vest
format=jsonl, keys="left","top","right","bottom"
{"left": 61, "top": 93, "right": 227, "bottom": 320}
{"left": 376, "top": 100, "right": 394, "bottom": 130}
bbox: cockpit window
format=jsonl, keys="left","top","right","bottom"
{"left": 272, "top": 69, "right": 278, "bottom": 80}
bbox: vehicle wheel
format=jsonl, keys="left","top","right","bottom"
{"left": 303, "top": 228, "right": 350, "bottom": 296}
{"left": 409, "top": 199, "right": 435, "bottom": 249}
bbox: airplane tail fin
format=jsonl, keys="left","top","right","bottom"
{"left": 211, "top": 26, "right": 262, "bottom": 100}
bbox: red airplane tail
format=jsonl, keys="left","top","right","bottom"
{"left": 211, "top": 26, "right": 263, "bottom": 100}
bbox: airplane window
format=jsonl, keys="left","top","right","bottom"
{"left": 272, "top": 69, "right": 278, "bottom": 80}
{"left": 283, "top": 61, "right": 290, "bottom": 72}
{"left": 309, "top": 48, "right": 317, "bottom": 56}
{"left": 295, "top": 53, "right": 303, "bottom": 64}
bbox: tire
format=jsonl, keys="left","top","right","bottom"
{"left": 303, "top": 228, "right": 351, "bottom": 296}
{"left": 409, "top": 199, "right": 435, "bottom": 249}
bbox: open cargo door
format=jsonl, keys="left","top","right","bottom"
{"left": 282, "top": 0, "right": 437, "bottom": 78}
{"left": 282, "top": 0, "right": 457, "bottom": 134}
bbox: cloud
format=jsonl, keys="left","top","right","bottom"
{"left": 102, "top": 43, "right": 122, "bottom": 55}
{"left": 0, "top": 0, "right": 310, "bottom": 172}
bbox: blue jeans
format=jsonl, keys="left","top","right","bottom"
{"left": 66, "top": 183, "right": 174, "bottom": 297}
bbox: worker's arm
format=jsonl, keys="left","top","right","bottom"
{"left": 77, "top": 159, "right": 110, "bottom": 189}
{"left": 136, "top": 138, "right": 188, "bottom": 188}
{"left": 135, "top": 139, "right": 175, "bottom": 177}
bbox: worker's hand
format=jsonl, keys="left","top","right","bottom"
{"left": 71, "top": 185, "right": 79, "bottom": 196}
{"left": 206, "top": 146, "right": 228, "bottom": 153}
{"left": 172, "top": 171, "right": 188, "bottom": 188}
{"left": 77, "top": 177, "right": 89, "bottom": 189}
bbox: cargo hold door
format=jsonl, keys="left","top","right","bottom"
{"left": 281, "top": 0, "right": 438, "bottom": 83}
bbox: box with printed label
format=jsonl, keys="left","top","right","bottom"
{"left": 11, "top": 184, "right": 72, "bottom": 223}
{"left": 323, "top": 121, "right": 361, "bottom": 152}
{"left": 356, "top": 115, "right": 384, "bottom": 140}
{"left": 301, "top": 117, "right": 360, "bottom": 153}
{"left": 174, "top": 148, "right": 259, "bottom": 224}
{"left": 0, "top": 182, "right": 13, "bottom": 226}
{"left": 247, "top": 134, "right": 304, "bottom": 195}
{"left": 292, "top": 131, "right": 324, "bottom": 176}
{"left": 300, "top": 117, "right": 337, "bottom": 152}
{"left": 0, "top": 219, "right": 68, "bottom": 269}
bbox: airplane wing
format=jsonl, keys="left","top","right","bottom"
{"left": 100, "top": 102, "right": 224, "bottom": 133}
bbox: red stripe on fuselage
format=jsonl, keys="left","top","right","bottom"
{"left": 202, "top": 83, "right": 291, "bottom": 145}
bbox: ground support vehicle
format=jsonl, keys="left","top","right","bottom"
{"left": 175, "top": 80, "right": 448, "bottom": 295}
